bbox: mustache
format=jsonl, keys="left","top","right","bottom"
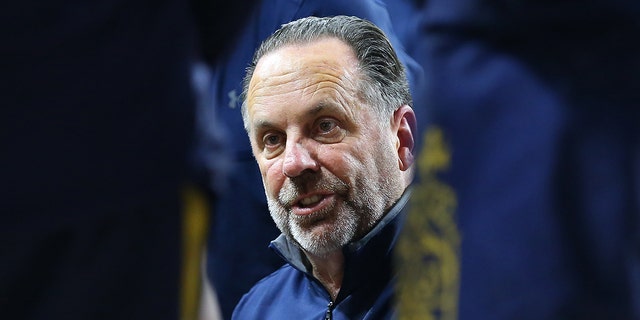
{"left": 278, "top": 173, "right": 348, "bottom": 207}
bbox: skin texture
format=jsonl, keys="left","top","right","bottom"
{"left": 246, "top": 37, "right": 415, "bottom": 300}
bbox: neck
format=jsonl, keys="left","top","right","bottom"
{"left": 305, "top": 250, "right": 344, "bottom": 301}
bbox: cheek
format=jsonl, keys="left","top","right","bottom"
{"left": 320, "top": 145, "right": 364, "bottom": 182}
{"left": 261, "top": 159, "right": 285, "bottom": 197}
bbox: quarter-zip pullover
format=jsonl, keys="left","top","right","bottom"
{"left": 232, "top": 189, "right": 411, "bottom": 320}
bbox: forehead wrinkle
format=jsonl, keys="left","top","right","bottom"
{"left": 304, "top": 67, "right": 361, "bottom": 107}
{"left": 248, "top": 38, "right": 364, "bottom": 129}
{"left": 247, "top": 72, "right": 303, "bottom": 117}
{"left": 251, "top": 39, "right": 361, "bottom": 99}
{"left": 251, "top": 72, "right": 301, "bottom": 96}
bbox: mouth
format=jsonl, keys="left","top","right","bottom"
{"left": 291, "top": 193, "right": 334, "bottom": 216}
{"left": 299, "top": 194, "right": 323, "bottom": 207}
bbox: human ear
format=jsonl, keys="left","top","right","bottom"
{"left": 392, "top": 105, "right": 416, "bottom": 171}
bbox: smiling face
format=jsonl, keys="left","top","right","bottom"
{"left": 246, "top": 37, "right": 406, "bottom": 257}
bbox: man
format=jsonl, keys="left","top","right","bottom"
{"left": 231, "top": 15, "right": 416, "bottom": 319}
{"left": 202, "top": 2, "right": 425, "bottom": 317}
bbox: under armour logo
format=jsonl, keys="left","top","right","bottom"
{"left": 228, "top": 90, "right": 239, "bottom": 109}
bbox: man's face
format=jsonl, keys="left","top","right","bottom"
{"left": 246, "top": 38, "right": 404, "bottom": 257}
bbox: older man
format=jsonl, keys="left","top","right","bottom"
{"left": 231, "top": 15, "right": 416, "bottom": 319}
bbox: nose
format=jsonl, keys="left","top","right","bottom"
{"left": 282, "top": 140, "right": 319, "bottom": 178}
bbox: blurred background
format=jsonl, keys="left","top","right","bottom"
{"left": 2, "top": 1, "right": 638, "bottom": 319}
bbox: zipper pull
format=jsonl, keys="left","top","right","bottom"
{"left": 324, "top": 301, "right": 334, "bottom": 320}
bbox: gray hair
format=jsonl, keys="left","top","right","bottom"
{"left": 241, "top": 15, "right": 412, "bottom": 131}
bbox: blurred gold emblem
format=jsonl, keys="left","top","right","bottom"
{"left": 396, "top": 127, "right": 461, "bottom": 320}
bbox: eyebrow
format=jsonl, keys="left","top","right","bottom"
{"left": 251, "top": 100, "right": 341, "bottom": 132}
{"left": 253, "top": 119, "right": 277, "bottom": 133}
{"left": 310, "top": 101, "right": 342, "bottom": 116}
{"left": 309, "top": 102, "right": 327, "bottom": 115}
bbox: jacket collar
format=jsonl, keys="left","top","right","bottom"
{"left": 269, "top": 188, "right": 412, "bottom": 293}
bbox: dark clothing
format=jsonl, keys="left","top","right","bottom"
{"left": 205, "top": 1, "right": 424, "bottom": 318}
{"left": 1, "top": 0, "right": 256, "bottom": 318}
{"left": 232, "top": 190, "right": 411, "bottom": 320}
{"left": 397, "top": 0, "right": 640, "bottom": 319}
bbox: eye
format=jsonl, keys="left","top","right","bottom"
{"left": 318, "top": 119, "right": 337, "bottom": 133}
{"left": 263, "top": 132, "right": 283, "bottom": 147}
{"left": 260, "top": 132, "right": 285, "bottom": 158}
{"left": 314, "top": 118, "right": 346, "bottom": 143}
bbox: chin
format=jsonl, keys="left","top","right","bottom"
{"left": 294, "top": 229, "right": 350, "bottom": 257}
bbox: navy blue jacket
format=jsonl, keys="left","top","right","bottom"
{"left": 396, "top": 0, "right": 640, "bottom": 319}
{"left": 231, "top": 190, "right": 411, "bottom": 320}
{"left": 204, "top": 1, "right": 424, "bottom": 318}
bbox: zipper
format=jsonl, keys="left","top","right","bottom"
{"left": 324, "top": 301, "right": 334, "bottom": 320}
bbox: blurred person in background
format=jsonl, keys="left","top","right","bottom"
{"left": 1, "top": 0, "right": 257, "bottom": 319}
{"left": 395, "top": 1, "right": 640, "bottom": 319}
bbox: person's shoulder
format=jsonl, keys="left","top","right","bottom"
{"left": 249, "top": 263, "right": 299, "bottom": 291}
{"left": 231, "top": 264, "right": 304, "bottom": 319}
